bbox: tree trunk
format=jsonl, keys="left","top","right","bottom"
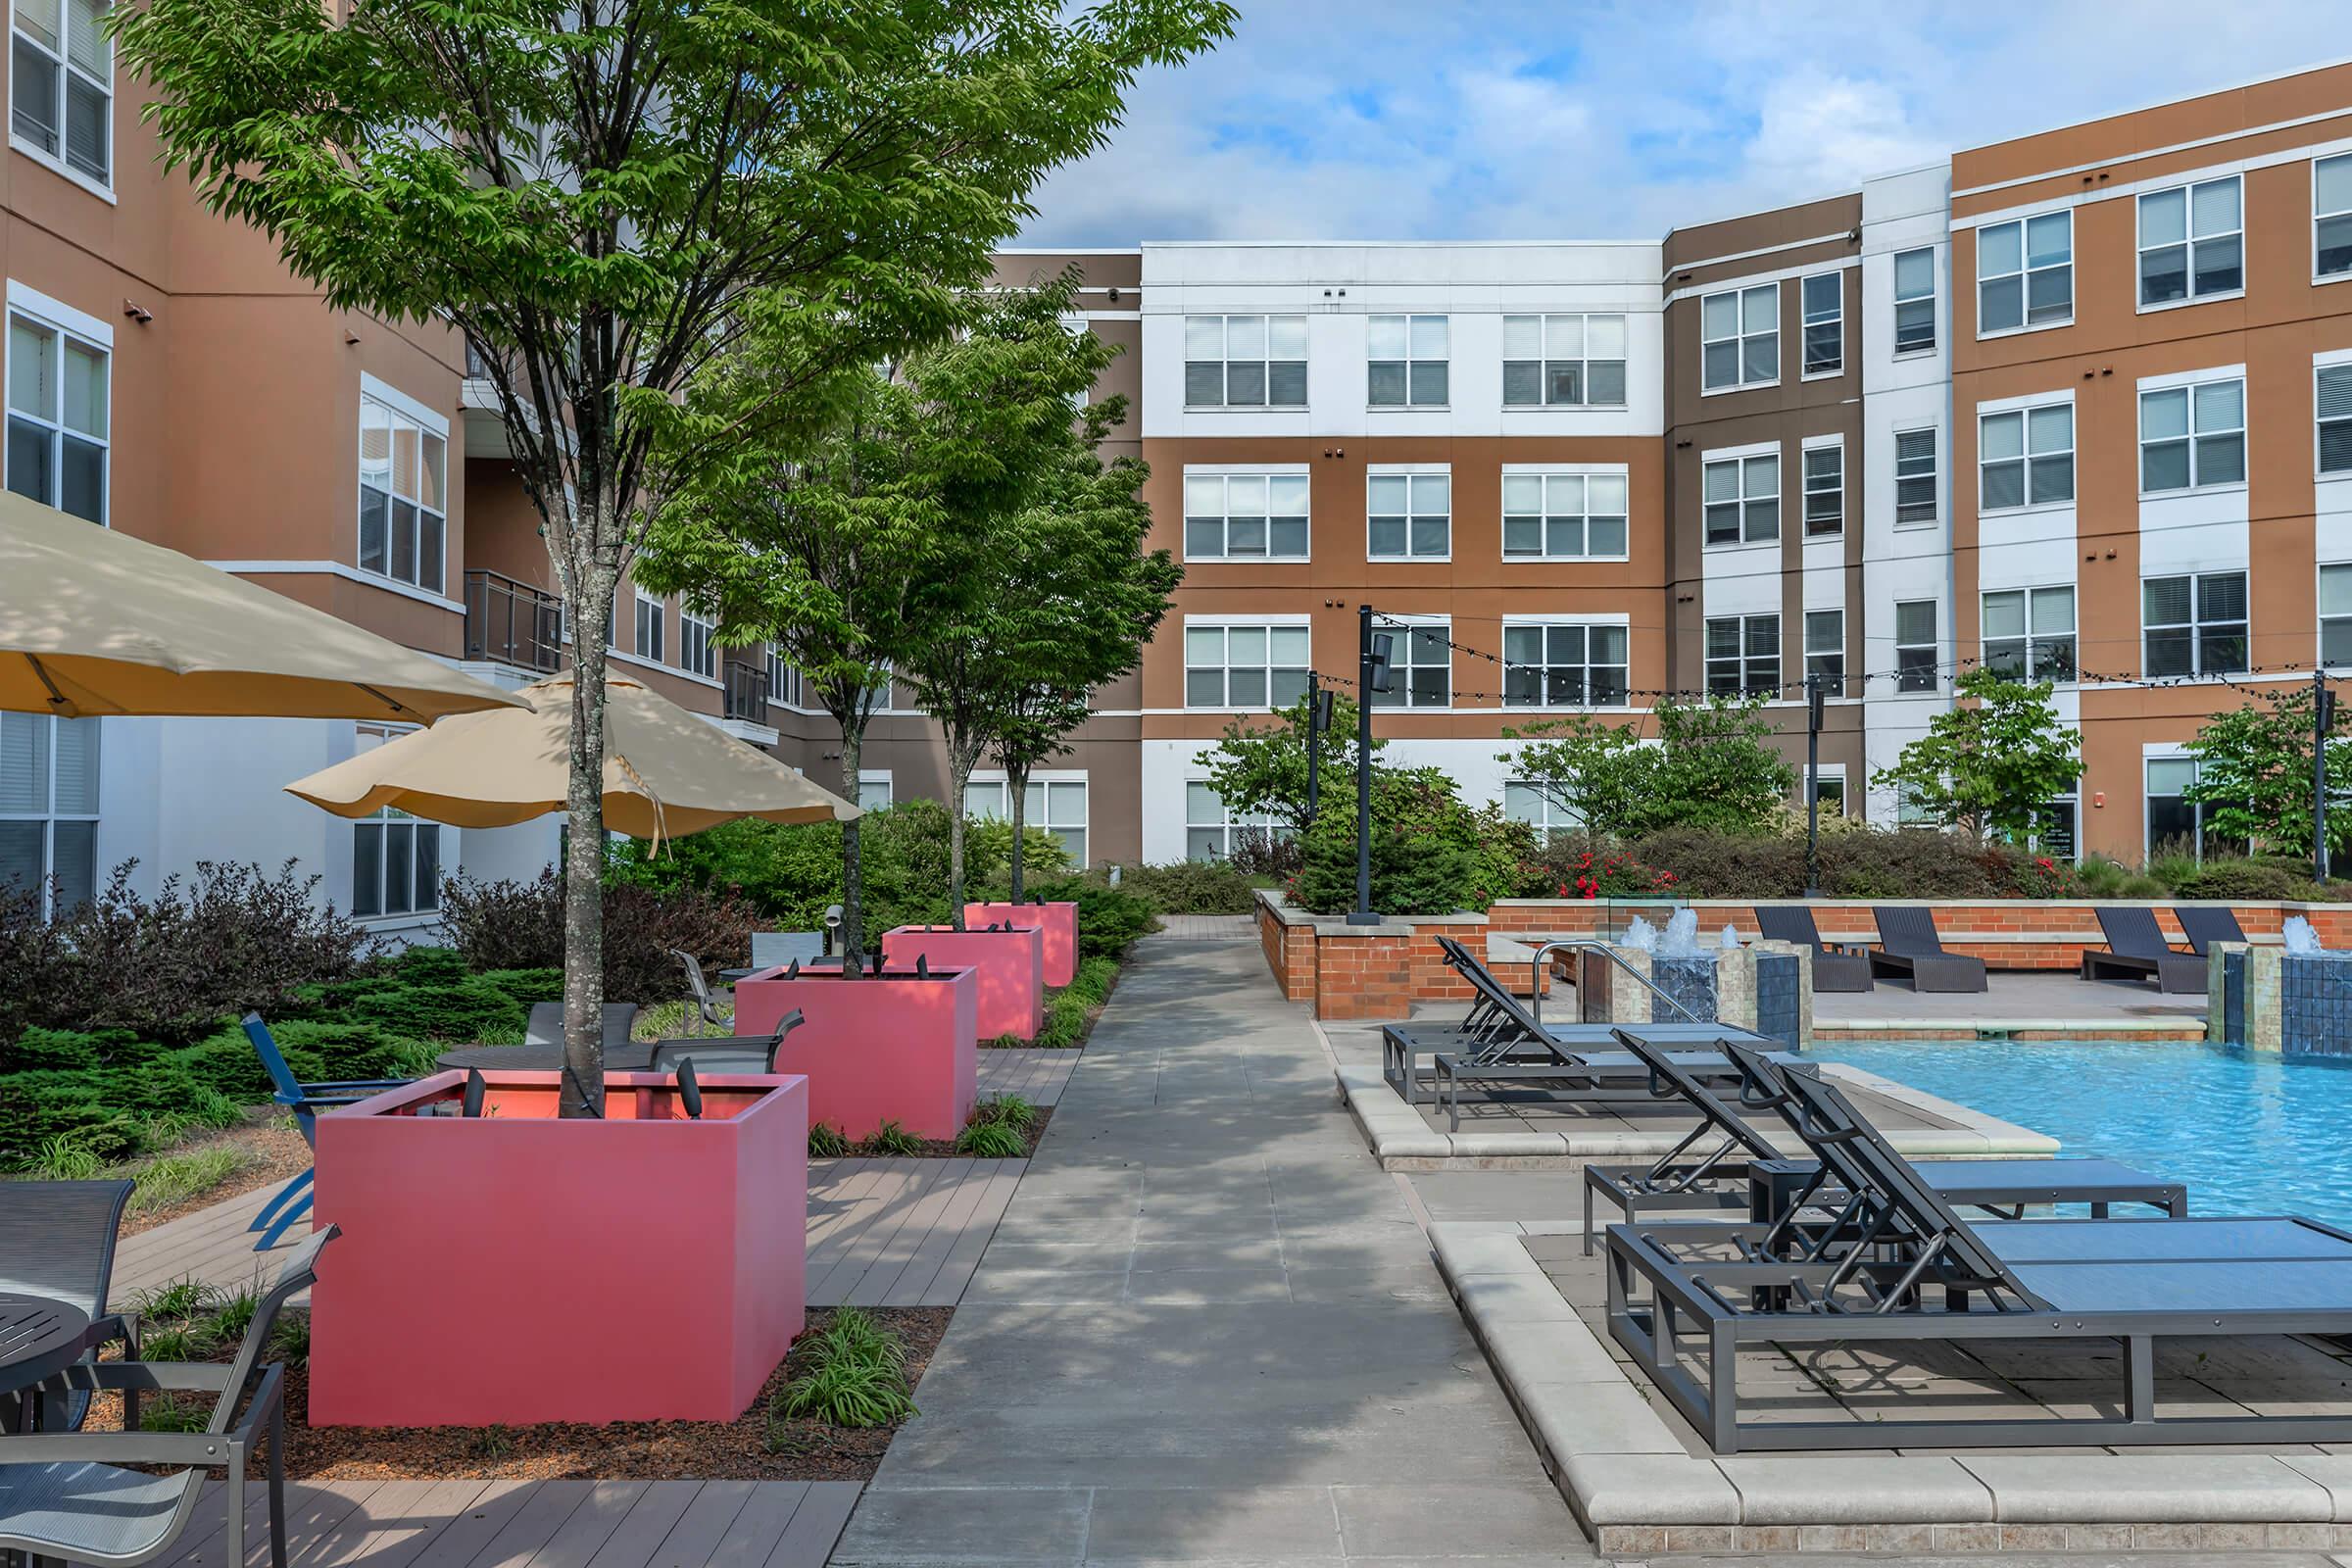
{"left": 560, "top": 558, "right": 615, "bottom": 1119}
{"left": 837, "top": 720, "right": 865, "bottom": 975}
{"left": 946, "top": 742, "right": 972, "bottom": 931}
{"left": 1006, "top": 759, "right": 1029, "bottom": 903}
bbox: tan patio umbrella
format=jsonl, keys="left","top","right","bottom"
{"left": 0, "top": 490, "right": 524, "bottom": 721}
{"left": 282, "top": 673, "right": 858, "bottom": 839}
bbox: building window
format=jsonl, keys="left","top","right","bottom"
{"left": 1704, "top": 613, "right": 1779, "bottom": 697}
{"left": 1183, "top": 471, "right": 1308, "bottom": 561}
{"left": 2034, "top": 797, "right": 2080, "bottom": 861}
{"left": 2138, "top": 175, "right": 2242, "bottom": 306}
{"left": 11, "top": 0, "right": 108, "bottom": 184}
{"left": 1502, "top": 622, "right": 1628, "bottom": 708}
{"left": 2143, "top": 571, "right": 2248, "bottom": 677}
{"left": 766, "top": 651, "right": 803, "bottom": 707}
{"left": 1367, "top": 470, "right": 1449, "bottom": 560}
{"left": 1184, "top": 315, "right": 1306, "bottom": 409}
{"left": 679, "top": 612, "right": 715, "bottom": 679}
{"left": 969, "top": 776, "right": 1088, "bottom": 865}
{"left": 1801, "top": 444, "right": 1842, "bottom": 536}
{"left": 0, "top": 710, "right": 95, "bottom": 918}
{"left": 1979, "top": 402, "right": 2073, "bottom": 511}
{"left": 1802, "top": 610, "right": 1843, "bottom": 694}
{"left": 2325, "top": 564, "right": 2352, "bottom": 667}
{"left": 1185, "top": 780, "right": 1284, "bottom": 862}
{"left": 1813, "top": 775, "right": 1847, "bottom": 816}
{"left": 2320, "top": 365, "right": 2352, "bottom": 475}
{"left": 358, "top": 393, "right": 447, "bottom": 593}
{"left": 2146, "top": 758, "right": 2242, "bottom": 860}
{"left": 1501, "top": 314, "right": 1627, "bottom": 407}
{"left": 2139, "top": 377, "right": 2244, "bottom": 493}
{"left": 2319, "top": 155, "right": 2352, "bottom": 279}
{"left": 1892, "top": 247, "right": 1936, "bottom": 354}
{"left": 1800, "top": 272, "right": 1841, "bottom": 375}
{"left": 1500, "top": 470, "right": 1627, "bottom": 560}
{"left": 634, "top": 594, "right": 664, "bottom": 662}
{"left": 1184, "top": 622, "right": 1309, "bottom": 710}
{"left": 1978, "top": 213, "right": 2071, "bottom": 333}
{"left": 1700, "top": 283, "right": 1778, "bottom": 391}
{"left": 1368, "top": 620, "right": 1449, "bottom": 709}
{"left": 1894, "top": 428, "right": 1937, "bottom": 525}
{"left": 5, "top": 308, "right": 104, "bottom": 522}
{"left": 1894, "top": 600, "right": 1938, "bottom": 692}
{"left": 351, "top": 725, "right": 438, "bottom": 920}
{"left": 857, "top": 772, "right": 892, "bottom": 810}
{"left": 1983, "top": 586, "right": 2077, "bottom": 681}
{"left": 1702, "top": 452, "right": 1778, "bottom": 546}
{"left": 1367, "top": 315, "right": 1447, "bottom": 407}
{"left": 1502, "top": 781, "right": 1578, "bottom": 841}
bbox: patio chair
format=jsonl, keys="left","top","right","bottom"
{"left": 2176, "top": 905, "right": 2248, "bottom": 956}
{"left": 239, "top": 1013, "right": 412, "bottom": 1252}
{"left": 645, "top": 1008, "right": 807, "bottom": 1074}
{"left": 0, "top": 1180, "right": 135, "bottom": 1432}
{"left": 2082, "top": 906, "right": 2207, "bottom": 993}
{"left": 1607, "top": 1050, "right": 2329, "bottom": 1452}
{"left": 1864, "top": 906, "right": 1987, "bottom": 992}
{"left": 1578, "top": 1032, "right": 2183, "bottom": 1253}
{"left": 522, "top": 1002, "right": 642, "bottom": 1051}
{"left": 1752, "top": 906, "right": 1874, "bottom": 993}
{"left": 0, "top": 1226, "right": 336, "bottom": 1568}
{"left": 673, "top": 949, "right": 731, "bottom": 1032}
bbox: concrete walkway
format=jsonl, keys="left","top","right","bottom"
{"left": 830, "top": 938, "right": 1585, "bottom": 1568}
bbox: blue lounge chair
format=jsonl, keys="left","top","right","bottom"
{"left": 239, "top": 1012, "right": 412, "bottom": 1251}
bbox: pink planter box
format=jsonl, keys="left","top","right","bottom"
{"left": 731, "top": 963, "right": 979, "bottom": 1140}
{"left": 883, "top": 924, "right": 1044, "bottom": 1043}
{"left": 309, "top": 1070, "right": 807, "bottom": 1428}
{"left": 966, "top": 901, "right": 1078, "bottom": 987}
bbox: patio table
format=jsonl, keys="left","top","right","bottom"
{"left": 0, "top": 1292, "right": 95, "bottom": 1431}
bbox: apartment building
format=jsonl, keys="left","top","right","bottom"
{"left": 18, "top": 41, "right": 2352, "bottom": 925}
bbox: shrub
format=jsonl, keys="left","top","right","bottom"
{"left": 1003, "top": 873, "right": 1156, "bottom": 958}
{"left": 953, "top": 1119, "right": 1026, "bottom": 1156}
{"left": 437, "top": 870, "right": 564, "bottom": 971}
{"left": 1116, "top": 859, "right": 1257, "bottom": 915}
{"left": 475, "top": 967, "right": 564, "bottom": 1009}
{"left": 1289, "top": 768, "right": 1503, "bottom": 916}
{"left": 808, "top": 1122, "right": 851, "bottom": 1157}
{"left": 1532, "top": 836, "right": 1688, "bottom": 899}
{"left": 345, "top": 976, "right": 527, "bottom": 1044}
{"left": 439, "top": 869, "right": 757, "bottom": 1004}
{"left": 1820, "top": 831, "right": 2008, "bottom": 901}
{"left": 2175, "top": 858, "right": 2307, "bottom": 902}
{"left": 775, "top": 1307, "right": 917, "bottom": 1430}
{"left": 1228, "top": 827, "right": 1301, "bottom": 880}
{"left": 858, "top": 1119, "right": 925, "bottom": 1155}
{"left": 3, "top": 1027, "right": 125, "bottom": 1074}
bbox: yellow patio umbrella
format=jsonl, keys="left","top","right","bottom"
{"left": 0, "top": 490, "right": 525, "bottom": 720}
{"left": 282, "top": 673, "right": 858, "bottom": 840}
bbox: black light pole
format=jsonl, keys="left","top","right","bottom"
{"left": 1348, "top": 605, "right": 1388, "bottom": 925}
{"left": 1803, "top": 671, "right": 1824, "bottom": 898}
{"left": 1304, "top": 669, "right": 1323, "bottom": 823}
{"left": 2318, "top": 669, "right": 2336, "bottom": 885}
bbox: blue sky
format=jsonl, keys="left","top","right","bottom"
{"left": 1017, "top": 1, "right": 2347, "bottom": 245}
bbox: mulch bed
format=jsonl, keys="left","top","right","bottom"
{"left": 120, "top": 1116, "right": 311, "bottom": 1238}
{"left": 93, "top": 1306, "right": 952, "bottom": 1483}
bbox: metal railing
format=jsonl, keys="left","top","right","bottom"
{"left": 1527, "top": 938, "right": 1703, "bottom": 1028}
{"left": 722, "top": 659, "right": 768, "bottom": 722}
{"left": 464, "top": 569, "right": 563, "bottom": 673}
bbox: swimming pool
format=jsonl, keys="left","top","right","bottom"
{"left": 1805, "top": 1038, "right": 2352, "bottom": 1228}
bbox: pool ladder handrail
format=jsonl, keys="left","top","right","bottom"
{"left": 1527, "top": 938, "right": 1704, "bottom": 1028}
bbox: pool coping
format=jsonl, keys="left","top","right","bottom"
{"left": 1432, "top": 1221, "right": 2352, "bottom": 1556}
{"left": 1815, "top": 1016, "right": 2208, "bottom": 1042}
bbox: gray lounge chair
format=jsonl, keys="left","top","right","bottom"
{"left": 1753, "top": 906, "right": 1874, "bottom": 993}
{"left": 1608, "top": 1050, "right": 2348, "bottom": 1452}
{"left": 2176, "top": 904, "right": 2247, "bottom": 956}
{"left": 1579, "top": 1030, "right": 2183, "bottom": 1253}
{"left": 0, "top": 1179, "right": 136, "bottom": 1431}
{"left": 523, "top": 1002, "right": 642, "bottom": 1051}
{"left": 2082, "top": 906, "right": 2206, "bottom": 993}
{"left": 1865, "top": 905, "right": 1987, "bottom": 992}
{"left": 0, "top": 1226, "right": 335, "bottom": 1568}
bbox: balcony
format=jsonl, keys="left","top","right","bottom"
{"left": 723, "top": 658, "right": 768, "bottom": 722}
{"left": 465, "top": 569, "right": 563, "bottom": 674}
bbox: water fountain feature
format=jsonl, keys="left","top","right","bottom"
{"left": 1565, "top": 906, "right": 1813, "bottom": 1046}
{"left": 2215, "top": 914, "right": 2352, "bottom": 1056}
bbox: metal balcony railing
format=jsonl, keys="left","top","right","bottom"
{"left": 464, "top": 569, "right": 563, "bottom": 673}
{"left": 722, "top": 659, "right": 768, "bottom": 722}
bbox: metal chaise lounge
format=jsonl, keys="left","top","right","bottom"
{"left": 1607, "top": 1048, "right": 2348, "bottom": 1452}
{"left": 0, "top": 1179, "right": 136, "bottom": 1432}
{"left": 1865, "top": 905, "right": 1988, "bottom": 992}
{"left": 1753, "top": 906, "right": 1874, "bottom": 993}
{"left": 2176, "top": 904, "right": 2248, "bottom": 958}
{"left": 1579, "top": 1030, "right": 2184, "bottom": 1253}
{"left": 2082, "top": 906, "right": 2207, "bottom": 993}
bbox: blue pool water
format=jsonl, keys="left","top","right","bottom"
{"left": 1804, "top": 1038, "right": 2352, "bottom": 1228}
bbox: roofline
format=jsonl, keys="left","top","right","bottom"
{"left": 1955, "top": 52, "right": 2352, "bottom": 157}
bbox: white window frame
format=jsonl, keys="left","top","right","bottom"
{"left": 2145, "top": 754, "right": 2242, "bottom": 861}
{"left": 1184, "top": 779, "right": 1286, "bottom": 863}
{"left": 1800, "top": 438, "right": 1842, "bottom": 536}
{"left": 356, "top": 374, "right": 449, "bottom": 595}
{"left": 2136, "top": 174, "right": 2244, "bottom": 311}
{"left": 1501, "top": 313, "right": 1629, "bottom": 409}
{"left": 766, "top": 650, "right": 804, "bottom": 708}
{"left": 1699, "top": 282, "right": 1779, "bottom": 393}
{"left": 1893, "top": 600, "right": 1939, "bottom": 693}
{"left": 1981, "top": 585, "right": 2078, "bottom": 682}
{"left": 1802, "top": 609, "right": 1843, "bottom": 695}
{"left": 1893, "top": 426, "right": 1938, "bottom": 527}
{"left": 4, "top": 284, "right": 109, "bottom": 526}
{"left": 1366, "top": 466, "right": 1450, "bottom": 562}
{"left": 679, "top": 610, "right": 715, "bottom": 680}
{"left": 351, "top": 723, "right": 440, "bottom": 922}
{"left": 1182, "top": 617, "right": 1311, "bottom": 712}
{"left": 1182, "top": 314, "right": 1307, "bottom": 410}
{"left": 0, "top": 710, "right": 97, "bottom": 919}
{"left": 1366, "top": 314, "right": 1447, "bottom": 409}
{"left": 1367, "top": 614, "right": 1450, "bottom": 710}
{"left": 2319, "top": 360, "right": 2352, "bottom": 478}
{"left": 1891, "top": 246, "right": 1936, "bottom": 355}
{"left": 1182, "top": 466, "right": 1310, "bottom": 563}
{"left": 1978, "top": 398, "right": 2074, "bottom": 514}
{"left": 1502, "top": 780, "right": 1579, "bottom": 842}
{"left": 2324, "top": 562, "right": 2352, "bottom": 669}
{"left": 1500, "top": 616, "right": 1630, "bottom": 710}
{"left": 2137, "top": 373, "right": 2246, "bottom": 495}
{"left": 9, "top": 0, "right": 113, "bottom": 200}
{"left": 968, "top": 771, "right": 1089, "bottom": 866}
{"left": 634, "top": 592, "right": 665, "bottom": 663}
{"left": 1799, "top": 272, "right": 1842, "bottom": 377}
{"left": 1498, "top": 466, "right": 1629, "bottom": 562}
{"left": 1703, "top": 612, "right": 1780, "bottom": 698}
{"left": 2142, "top": 570, "right": 2249, "bottom": 679}
{"left": 1701, "top": 446, "right": 1779, "bottom": 547}
{"left": 1975, "top": 212, "right": 2073, "bottom": 337}
{"left": 857, "top": 771, "right": 893, "bottom": 811}
{"left": 2318, "top": 154, "right": 2352, "bottom": 283}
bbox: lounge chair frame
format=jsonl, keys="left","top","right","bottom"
{"left": 1753, "top": 906, "right": 1874, "bottom": 993}
{"left": 1866, "top": 906, "right": 1988, "bottom": 993}
{"left": 240, "top": 1013, "right": 411, "bottom": 1250}
{"left": 2081, "top": 906, "right": 2206, "bottom": 993}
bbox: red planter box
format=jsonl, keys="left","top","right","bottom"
{"left": 308, "top": 1070, "right": 807, "bottom": 1428}
{"left": 965, "top": 901, "right": 1078, "bottom": 987}
{"left": 883, "top": 924, "right": 1044, "bottom": 1043}
{"left": 731, "top": 964, "right": 979, "bottom": 1139}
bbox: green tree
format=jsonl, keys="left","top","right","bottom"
{"left": 119, "top": 0, "right": 1234, "bottom": 1111}
{"left": 1501, "top": 695, "right": 1792, "bottom": 840}
{"left": 1872, "top": 669, "right": 2082, "bottom": 843}
{"left": 2182, "top": 682, "right": 2352, "bottom": 858}
{"left": 1499, "top": 712, "right": 1652, "bottom": 840}
{"left": 1200, "top": 693, "right": 1385, "bottom": 837}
